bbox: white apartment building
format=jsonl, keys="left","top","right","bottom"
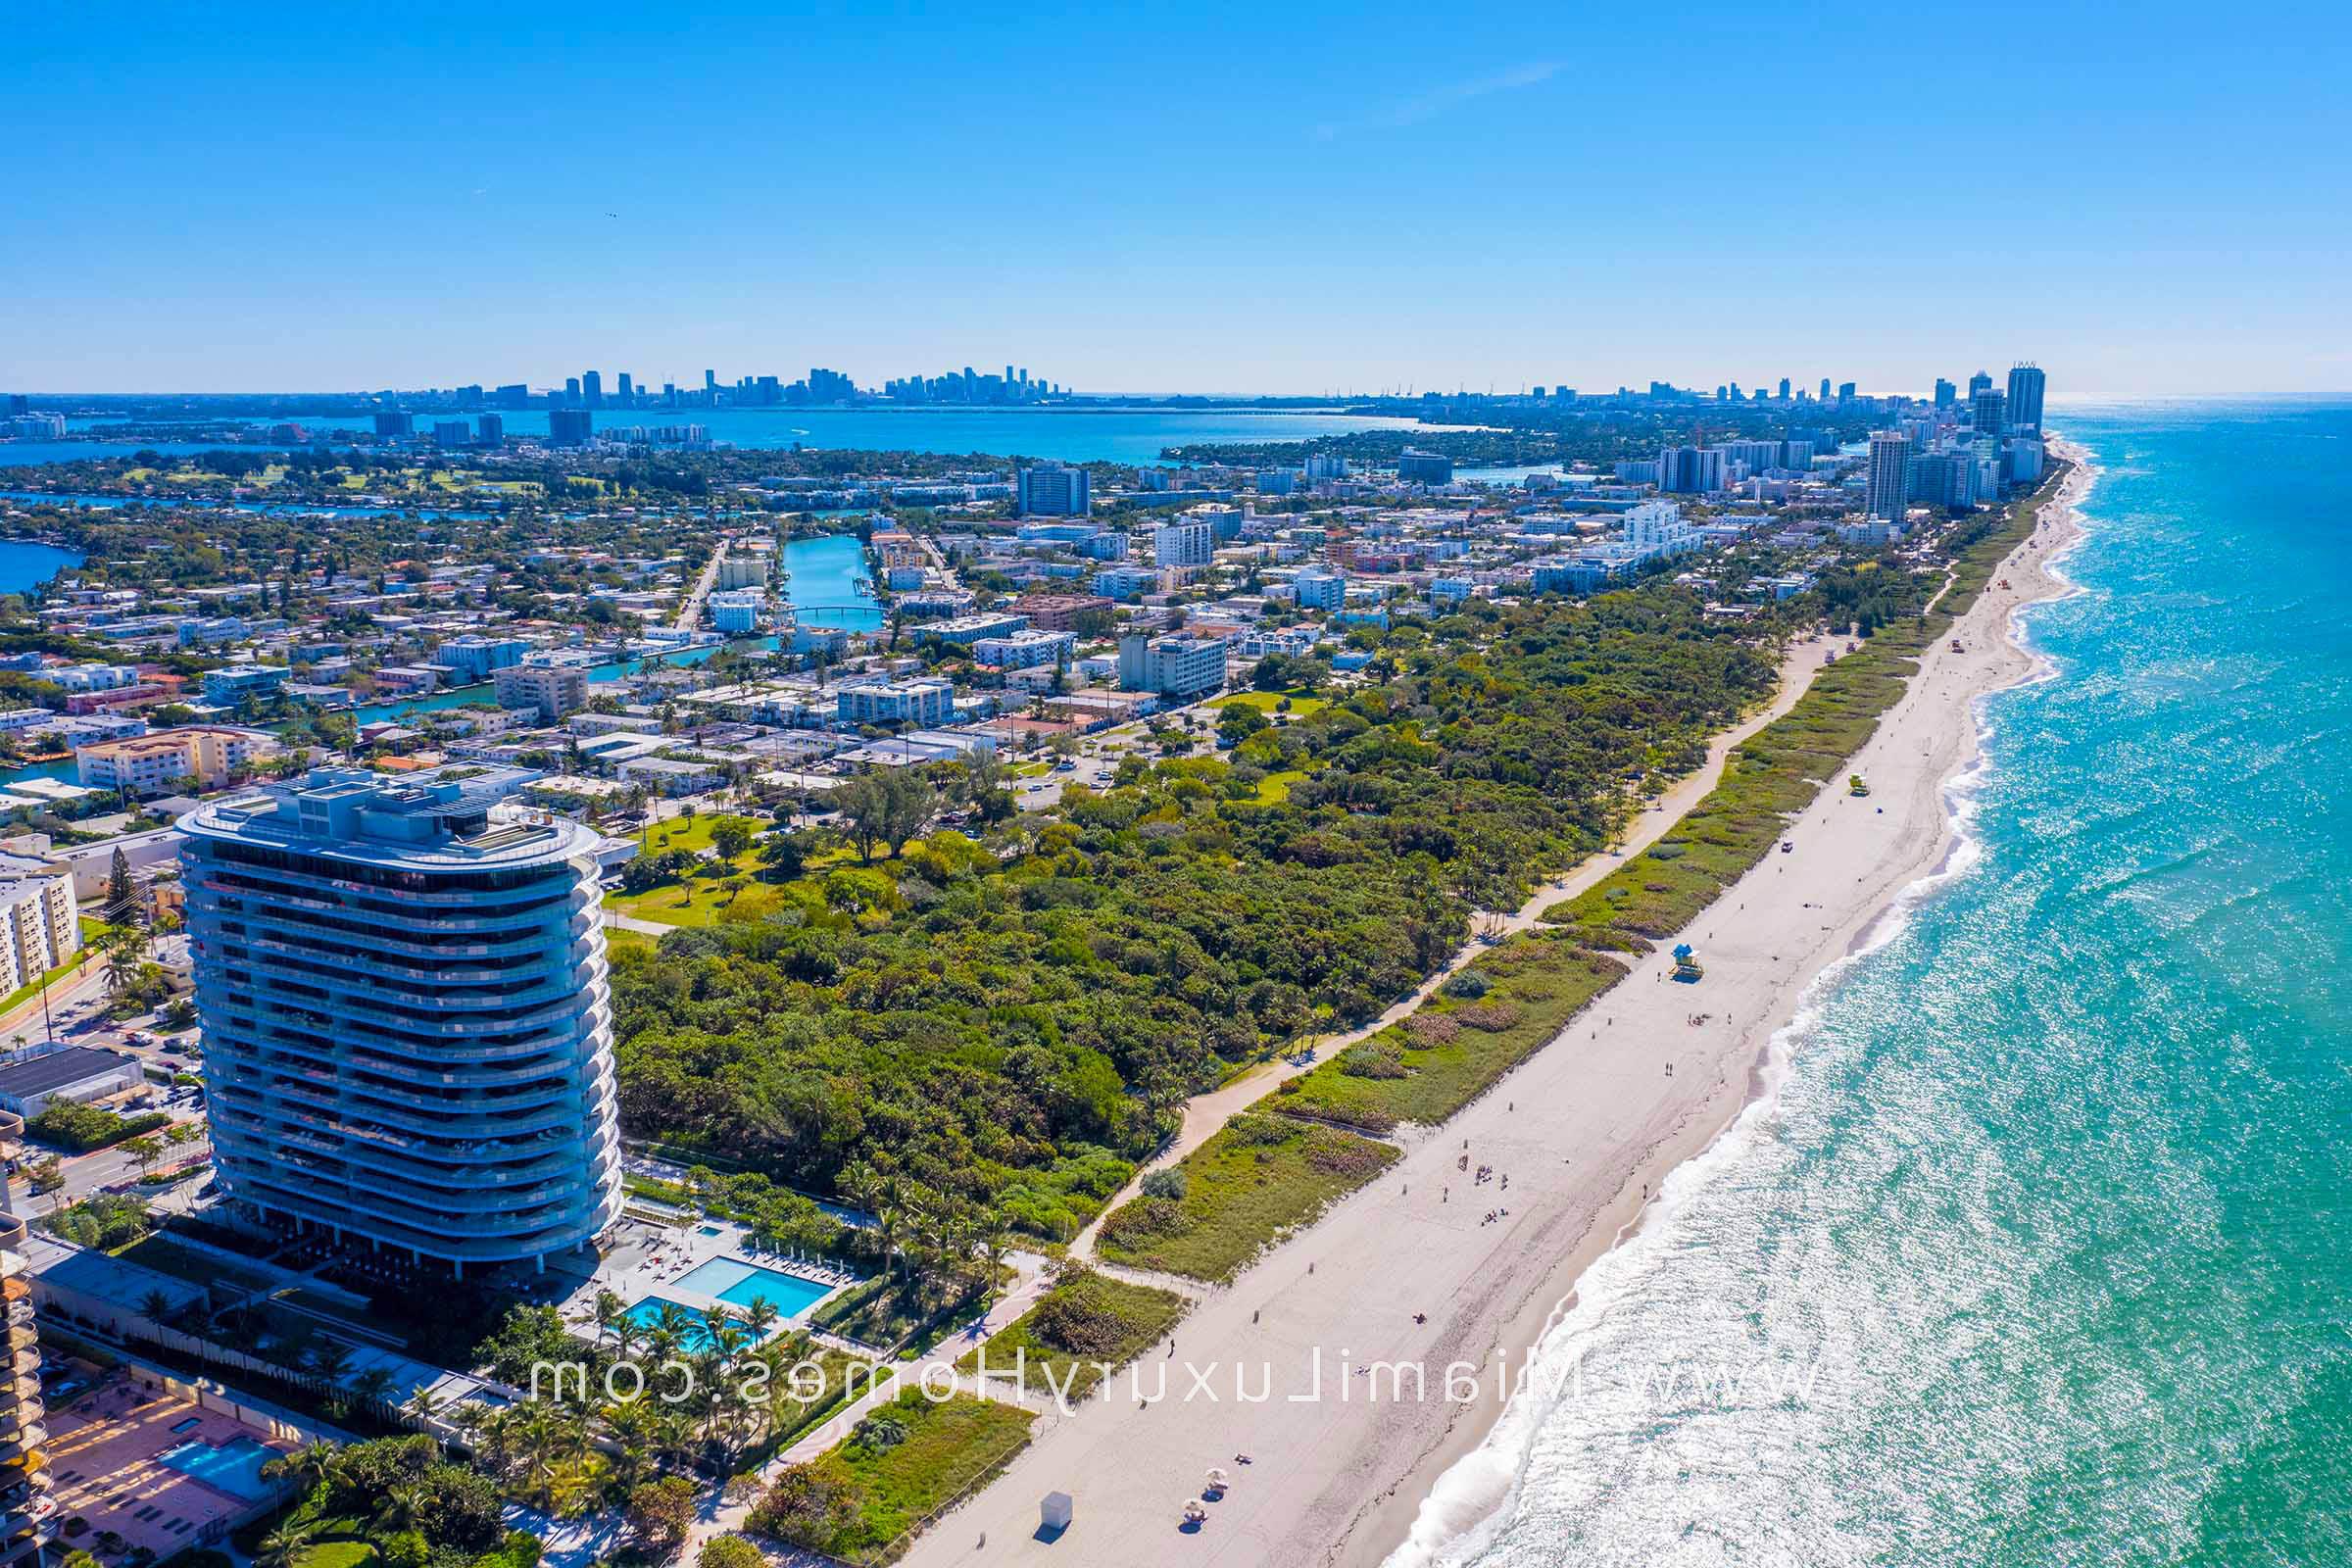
{"left": 0, "top": 874, "right": 80, "bottom": 996}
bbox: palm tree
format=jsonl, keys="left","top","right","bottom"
{"left": 373, "top": 1482, "right": 428, "bottom": 1535}
{"left": 350, "top": 1366, "right": 396, "bottom": 1412}
{"left": 517, "top": 1401, "right": 564, "bottom": 1505}
{"left": 259, "top": 1439, "right": 335, "bottom": 1495}
{"left": 591, "top": 1288, "right": 625, "bottom": 1348}
{"left": 254, "top": 1523, "right": 315, "bottom": 1568}
{"left": 403, "top": 1385, "right": 443, "bottom": 1446}
{"left": 307, "top": 1342, "right": 355, "bottom": 1388}
{"left": 738, "top": 1295, "right": 780, "bottom": 1344}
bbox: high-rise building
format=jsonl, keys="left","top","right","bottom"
{"left": 0, "top": 1135, "right": 49, "bottom": 1568}
{"left": 476, "top": 413, "right": 505, "bottom": 445}
{"left": 1819, "top": 378, "right": 1832, "bottom": 402}
{"left": 180, "top": 768, "right": 623, "bottom": 1273}
{"left": 1657, "top": 446, "right": 1727, "bottom": 494}
{"left": 1152, "top": 518, "right": 1215, "bottom": 569}
{"left": 616, "top": 372, "right": 633, "bottom": 405}
{"left": 1119, "top": 633, "right": 1229, "bottom": 699}
{"left": 1967, "top": 369, "right": 1993, "bottom": 399}
{"left": 1778, "top": 377, "right": 1792, "bottom": 400}
{"left": 1865, "top": 430, "right": 1913, "bottom": 524}
{"left": 581, "top": 370, "right": 603, "bottom": 408}
{"left": 1934, "top": 377, "right": 1957, "bottom": 408}
{"left": 2005, "top": 365, "right": 2046, "bottom": 434}
{"left": 1972, "top": 388, "right": 2008, "bottom": 438}
{"left": 1017, "top": 462, "right": 1092, "bottom": 516}
{"left": 548, "top": 408, "right": 594, "bottom": 447}
{"left": 564, "top": 376, "right": 581, "bottom": 404}
{"left": 372, "top": 411, "right": 414, "bottom": 439}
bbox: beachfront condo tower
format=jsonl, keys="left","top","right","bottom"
{"left": 181, "top": 768, "right": 623, "bottom": 1274}
{"left": 0, "top": 1118, "right": 47, "bottom": 1568}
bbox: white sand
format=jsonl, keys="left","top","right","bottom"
{"left": 892, "top": 453, "right": 2093, "bottom": 1568}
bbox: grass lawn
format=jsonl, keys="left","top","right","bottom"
{"left": 772, "top": 1391, "right": 1036, "bottom": 1561}
{"left": 0, "top": 951, "right": 86, "bottom": 1016}
{"left": 1096, "top": 1113, "right": 1398, "bottom": 1283}
{"left": 302, "top": 1543, "right": 379, "bottom": 1568}
{"left": 1275, "top": 932, "right": 1627, "bottom": 1134}
{"left": 954, "top": 1268, "right": 1186, "bottom": 1400}
{"left": 1246, "top": 768, "right": 1307, "bottom": 805}
{"left": 1209, "top": 690, "right": 1330, "bottom": 716}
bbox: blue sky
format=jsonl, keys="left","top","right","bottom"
{"left": 4, "top": 0, "right": 2346, "bottom": 397}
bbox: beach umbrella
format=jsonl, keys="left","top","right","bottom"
{"left": 1206, "top": 1467, "right": 1229, "bottom": 1486}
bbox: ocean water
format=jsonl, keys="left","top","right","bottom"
{"left": 1395, "top": 402, "right": 2352, "bottom": 1567}
{"left": 10, "top": 405, "right": 1475, "bottom": 467}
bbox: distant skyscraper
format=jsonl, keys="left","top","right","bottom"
{"left": 2005, "top": 365, "right": 2046, "bottom": 434}
{"left": 1866, "top": 431, "right": 1912, "bottom": 524}
{"left": 1837, "top": 381, "right": 1857, "bottom": 404}
{"left": 1934, "top": 377, "right": 1957, "bottom": 408}
{"left": 616, "top": 372, "right": 633, "bottom": 404}
{"left": 581, "top": 370, "right": 603, "bottom": 408}
{"left": 549, "top": 408, "right": 593, "bottom": 446}
{"left": 1967, "top": 369, "right": 1993, "bottom": 399}
{"left": 704, "top": 369, "right": 717, "bottom": 394}
{"left": 372, "top": 411, "right": 414, "bottom": 440}
{"left": 1819, "top": 378, "right": 1832, "bottom": 402}
{"left": 476, "top": 413, "right": 505, "bottom": 445}
{"left": 1779, "top": 377, "right": 1792, "bottom": 400}
{"left": 1972, "top": 388, "right": 2008, "bottom": 438}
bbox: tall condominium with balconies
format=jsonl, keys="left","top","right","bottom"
{"left": 180, "top": 768, "right": 622, "bottom": 1274}
{"left": 0, "top": 1115, "right": 48, "bottom": 1568}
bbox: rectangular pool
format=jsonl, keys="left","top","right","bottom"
{"left": 672, "top": 1256, "right": 833, "bottom": 1319}
{"left": 158, "top": 1436, "right": 280, "bottom": 1502}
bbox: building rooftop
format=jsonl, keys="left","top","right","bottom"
{"left": 177, "top": 765, "right": 590, "bottom": 870}
{"left": 0, "top": 1045, "right": 137, "bottom": 1100}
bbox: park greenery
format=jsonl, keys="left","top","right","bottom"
{"left": 746, "top": 1391, "right": 1037, "bottom": 1563}
{"left": 954, "top": 1265, "right": 1187, "bottom": 1400}
{"left": 610, "top": 587, "right": 1781, "bottom": 1281}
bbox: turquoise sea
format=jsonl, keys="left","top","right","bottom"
{"left": 1396, "top": 402, "right": 2352, "bottom": 1566}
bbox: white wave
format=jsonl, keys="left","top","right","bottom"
{"left": 1385, "top": 457, "right": 2101, "bottom": 1568}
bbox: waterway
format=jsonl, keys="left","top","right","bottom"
{"left": 5, "top": 405, "right": 1478, "bottom": 468}
{"left": 345, "top": 531, "right": 875, "bottom": 726}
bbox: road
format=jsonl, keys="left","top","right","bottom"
{"left": 671, "top": 541, "right": 728, "bottom": 631}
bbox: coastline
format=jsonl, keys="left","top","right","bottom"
{"left": 1352, "top": 441, "right": 2096, "bottom": 1566}
{"left": 896, "top": 447, "right": 2097, "bottom": 1568}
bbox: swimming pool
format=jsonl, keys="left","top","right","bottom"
{"left": 673, "top": 1256, "right": 833, "bottom": 1318}
{"left": 158, "top": 1436, "right": 280, "bottom": 1501}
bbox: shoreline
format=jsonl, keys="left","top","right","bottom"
{"left": 1354, "top": 440, "right": 2098, "bottom": 1566}
{"left": 892, "top": 450, "right": 2097, "bottom": 1568}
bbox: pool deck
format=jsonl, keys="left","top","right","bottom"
{"left": 40, "top": 1371, "right": 294, "bottom": 1558}
{"left": 558, "top": 1214, "right": 863, "bottom": 1344}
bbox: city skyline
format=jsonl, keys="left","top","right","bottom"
{"left": 6, "top": 2, "right": 2346, "bottom": 398}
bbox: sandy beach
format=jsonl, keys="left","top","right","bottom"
{"left": 895, "top": 450, "right": 2094, "bottom": 1568}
